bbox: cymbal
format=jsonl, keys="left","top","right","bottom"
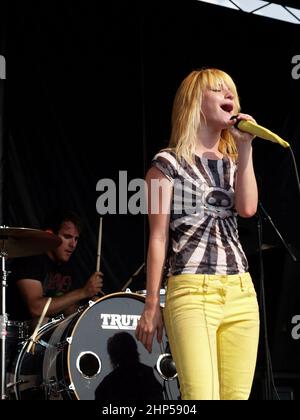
{"left": 0, "top": 227, "right": 62, "bottom": 258}
{"left": 261, "top": 243, "right": 277, "bottom": 251}
{"left": 244, "top": 243, "right": 278, "bottom": 256}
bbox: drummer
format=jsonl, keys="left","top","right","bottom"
{"left": 7, "top": 210, "right": 104, "bottom": 329}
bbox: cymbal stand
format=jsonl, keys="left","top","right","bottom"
{"left": 0, "top": 250, "right": 8, "bottom": 399}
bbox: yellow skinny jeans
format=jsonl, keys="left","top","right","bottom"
{"left": 163, "top": 272, "right": 260, "bottom": 400}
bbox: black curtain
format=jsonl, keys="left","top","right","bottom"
{"left": 7, "top": 1, "right": 146, "bottom": 292}
{"left": 0, "top": 1, "right": 8, "bottom": 224}
{"left": 0, "top": 80, "right": 5, "bottom": 225}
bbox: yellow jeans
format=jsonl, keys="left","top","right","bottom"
{"left": 163, "top": 272, "right": 260, "bottom": 400}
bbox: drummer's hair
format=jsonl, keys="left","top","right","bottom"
{"left": 42, "top": 209, "right": 82, "bottom": 234}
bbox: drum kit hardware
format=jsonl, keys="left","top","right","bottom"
{"left": 0, "top": 226, "right": 62, "bottom": 400}
{"left": 136, "top": 288, "right": 166, "bottom": 306}
{"left": 0, "top": 226, "right": 179, "bottom": 400}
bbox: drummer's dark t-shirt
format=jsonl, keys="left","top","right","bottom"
{"left": 7, "top": 254, "right": 82, "bottom": 322}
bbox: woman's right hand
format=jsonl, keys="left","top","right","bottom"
{"left": 135, "top": 303, "right": 164, "bottom": 353}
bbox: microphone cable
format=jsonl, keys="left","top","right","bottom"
{"left": 288, "top": 146, "right": 300, "bottom": 198}
{"left": 257, "top": 143, "right": 299, "bottom": 400}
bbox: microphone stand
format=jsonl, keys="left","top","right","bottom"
{"left": 256, "top": 201, "right": 297, "bottom": 400}
{"left": 259, "top": 202, "right": 297, "bottom": 263}
{"left": 121, "top": 263, "right": 145, "bottom": 292}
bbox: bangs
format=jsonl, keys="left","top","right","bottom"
{"left": 200, "top": 69, "right": 240, "bottom": 111}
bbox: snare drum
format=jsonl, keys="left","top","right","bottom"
{"left": 14, "top": 292, "right": 179, "bottom": 400}
{"left": 7, "top": 320, "right": 29, "bottom": 341}
{"left": 6, "top": 320, "right": 29, "bottom": 373}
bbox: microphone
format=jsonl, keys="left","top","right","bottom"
{"left": 231, "top": 116, "right": 290, "bottom": 148}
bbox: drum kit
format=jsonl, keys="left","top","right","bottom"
{"left": 0, "top": 226, "right": 179, "bottom": 401}
{"left": 0, "top": 226, "right": 62, "bottom": 400}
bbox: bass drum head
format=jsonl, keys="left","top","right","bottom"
{"left": 14, "top": 293, "right": 180, "bottom": 400}
{"left": 69, "top": 292, "right": 180, "bottom": 400}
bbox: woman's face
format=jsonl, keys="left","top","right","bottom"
{"left": 201, "top": 84, "right": 235, "bottom": 129}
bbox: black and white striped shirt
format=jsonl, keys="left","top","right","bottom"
{"left": 152, "top": 150, "right": 248, "bottom": 275}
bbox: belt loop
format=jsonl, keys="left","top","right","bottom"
{"left": 203, "top": 274, "right": 208, "bottom": 293}
{"left": 239, "top": 274, "right": 244, "bottom": 291}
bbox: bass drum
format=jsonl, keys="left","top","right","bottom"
{"left": 14, "top": 292, "right": 180, "bottom": 400}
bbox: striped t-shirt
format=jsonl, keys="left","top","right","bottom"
{"left": 152, "top": 150, "right": 248, "bottom": 276}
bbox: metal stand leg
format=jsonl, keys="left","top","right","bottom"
{"left": 256, "top": 202, "right": 298, "bottom": 400}
{"left": 0, "top": 254, "right": 8, "bottom": 399}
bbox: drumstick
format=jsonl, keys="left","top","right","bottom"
{"left": 96, "top": 217, "right": 105, "bottom": 297}
{"left": 27, "top": 297, "right": 52, "bottom": 354}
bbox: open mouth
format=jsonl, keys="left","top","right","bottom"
{"left": 220, "top": 103, "right": 234, "bottom": 113}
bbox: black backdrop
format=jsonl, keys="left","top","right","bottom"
{"left": 3, "top": 0, "right": 300, "bottom": 390}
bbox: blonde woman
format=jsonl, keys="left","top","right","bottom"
{"left": 136, "top": 68, "right": 260, "bottom": 400}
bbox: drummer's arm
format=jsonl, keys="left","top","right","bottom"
{"left": 17, "top": 275, "right": 103, "bottom": 318}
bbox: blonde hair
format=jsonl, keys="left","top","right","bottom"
{"left": 168, "top": 68, "right": 240, "bottom": 164}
